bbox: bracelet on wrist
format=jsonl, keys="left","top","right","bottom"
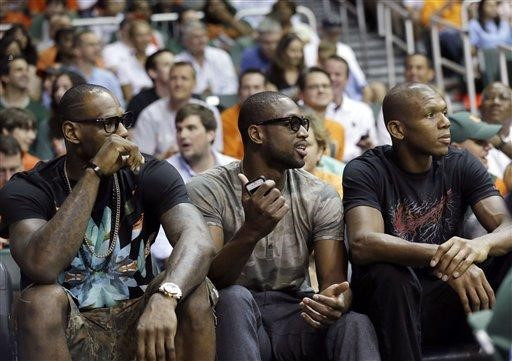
{"left": 84, "top": 161, "right": 104, "bottom": 178}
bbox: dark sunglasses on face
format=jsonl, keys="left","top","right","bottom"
{"left": 67, "top": 112, "right": 134, "bottom": 134}
{"left": 256, "top": 115, "right": 310, "bottom": 133}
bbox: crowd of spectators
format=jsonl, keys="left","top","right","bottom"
{"left": 0, "top": 0, "right": 511, "bottom": 360}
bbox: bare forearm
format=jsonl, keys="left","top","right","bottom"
{"left": 351, "top": 232, "right": 438, "bottom": 266}
{"left": 474, "top": 223, "right": 512, "bottom": 257}
{"left": 209, "top": 224, "right": 260, "bottom": 288}
{"left": 20, "top": 170, "right": 100, "bottom": 281}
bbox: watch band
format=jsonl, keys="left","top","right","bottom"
{"left": 84, "top": 161, "right": 104, "bottom": 178}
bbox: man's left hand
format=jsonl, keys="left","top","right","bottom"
{"left": 300, "top": 282, "right": 351, "bottom": 329}
{"left": 136, "top": 293, "right": 178, "bottom": 361}
{"left": 430, "top": 237, "right": 490, "bottom": 281}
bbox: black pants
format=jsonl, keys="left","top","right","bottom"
{"left": 351, "top": 255, "right": 511, "bottom": 361}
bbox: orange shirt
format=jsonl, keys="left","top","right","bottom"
{"left": 37, "top": 45, "right": 57, "bottom": 72}
{"left": 22, "top": 152, "right": 40, "bottom": 171}
{"left": 421, "top": 0, "right": 462, "bottom": 27}
{"left": 221, "top": 104, "right": 244, "bottom": 160}
{"left": 324, "top": 118, "right": 345, "bottom": 162}
{"left": 313, "top": 168, "right": 343, "bottom": 197}
{"left": 495, "top": 177, "right": 508, "bottom": 196}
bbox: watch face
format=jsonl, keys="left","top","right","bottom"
{"left": 161, "top": 283, "right": 181, "bottom": 296}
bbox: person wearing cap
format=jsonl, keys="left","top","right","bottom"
{"left": 449, "top": 111, "right": 508, "bottom": 238}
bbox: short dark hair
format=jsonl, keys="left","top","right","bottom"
{"left": 145, "top": 49, "right": 173, "bottom": 74}
{"left": 54, "top": 26, "right": 75, "bottom": 44}
{"left": 239, "top": 68, "right": 267, "bottom": 88}
{"left": 175, "top": 103, "right": 217, "bottom": 132}
{"left": 170, "top": 61, "right": 196, "bottom": 79}
{"left": 405, "top": 53, "right": 432, "bottom": 69}
{"left": 238, "top": 91, "right": 290, "bottom": 144}
{"left": 298, "top": 66, "right": 331, "bottom": 91}
{"left": 0, "top": 55, "right": 27, "bottom": 79}
{"left": 0, "top": 134, "right": 21, "bottom": 156}
{"left": 325, "top": 55, "right": 349, "bottom": 77}
{"left": 382, "top": 82, "right": 436, "bottom": 125}
{"left": 0, "top": 108, "right": 36, "bottom": 132}
{"left": 56, "top": 84, "right": 115, "bottom": 132}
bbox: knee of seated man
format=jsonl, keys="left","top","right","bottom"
{"left": 217, "top": 285, "right": 253, "bottom": 305}
{"left": 369, "top": 263, "right": 421, "bottom": 292}
{"left": 330, "top": 311, "right": 374, "bottom": 334}
{"left": 178, "top": 281, "right": 214, "bottom": 332}
{"left": 17, "top": 284, "right": 69, "bottom": 326}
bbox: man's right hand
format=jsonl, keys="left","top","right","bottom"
{"left": 92, "top": 134, "right": 145, "bottom": 176}
{"left": 238, "top": 173, "right": 289, "bottom": 240}
{"left": 447, "top": 264, "right": 495, "bottom": 314}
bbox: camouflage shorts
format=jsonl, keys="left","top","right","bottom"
{"left": 63, "top": 275, "right": 217, "bottom": 361}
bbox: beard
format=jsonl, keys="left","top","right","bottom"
{"left": 266, "top": 140, "right": 305, "bottom": 170}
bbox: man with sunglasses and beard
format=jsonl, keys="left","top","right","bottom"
{"left": 0, "top": 84, "right": 217, "bottom": 361}
{"left": 187, "top": 91, "right": 379, "bottom": 361}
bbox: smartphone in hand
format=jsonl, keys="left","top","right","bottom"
{"left": 245, "top": 176, "right": 266, "bottom": 195}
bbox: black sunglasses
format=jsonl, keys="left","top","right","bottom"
{"left": 67, "top": 112, "right": 133, "bottom": 134}
{"left": 256, "top": 115, "right": 310, "bottom": 133}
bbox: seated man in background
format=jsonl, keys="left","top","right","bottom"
{"left": 0, "top": 108, "right": 39, "bottom": 170}
{"left": 0, "top": 84, "right": 217, "bottom": 361}
{"left": 221, "top": 69, "right": 267, "bottom": 160}
{"left": 344, "top": 83, "right": 512, "bottom": 361}
{"left": 132, "top": 61, "right": 223, "bottom": 158}
{"left": 188, "top": 91, "right": 380, "bottom": 361}
{"left": 239, "top": 17, "right": 282, "bottom": 73}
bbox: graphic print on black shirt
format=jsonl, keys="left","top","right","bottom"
{"left": 343, "top": 146, "right": 499, "bottom": 245}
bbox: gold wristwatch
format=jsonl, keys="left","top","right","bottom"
{"left": 158, "top": 282, "right": 182, "bottom": 301}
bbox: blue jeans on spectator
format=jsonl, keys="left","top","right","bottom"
{"left": 215, "top": 285, "right": 380, "bottom": 361}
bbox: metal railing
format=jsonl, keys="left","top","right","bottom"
{"left": 498, "top": 44, "right": 512, "bottom": 86}
{"left": 235, "top": 5, "right": 316, "bottom": 31}
{"left": 376, "top": 0, "right": 415, "bottom": 87}
{"left": 431, "top": 0, "right": 479, "bottom": 114}
{"left": 336, "top": 0, "right": 369, "bottom": 71}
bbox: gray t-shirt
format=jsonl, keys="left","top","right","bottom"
{"left": 187, "top": 161, "right": 344, "bottom": 292}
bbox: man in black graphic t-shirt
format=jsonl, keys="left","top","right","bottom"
{"left": 343, "top": 83, "right": 512, "bottom": 361}
{"left": 0, "top": 84, "right": 216, "bottom": 361}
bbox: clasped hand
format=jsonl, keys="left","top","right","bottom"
{"left": 300, "top": 282, "right": 351, "bottom": 329}
{"left": 92, "top": 134, "right": 145, "bottom": 176}
{"left": 430, "top": 236, "right": 490, "bottom": 280}
{"left": 447, "top": 264, "right": 495, "bottom": 314}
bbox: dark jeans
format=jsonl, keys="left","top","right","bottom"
{"left": 215, "top": 285, "right": 381, "bottom": 361}
{"left": 351, "top": 254, "right": 512, "bottom": 361}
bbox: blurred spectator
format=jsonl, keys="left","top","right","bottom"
{"left": 116, "top": 19, "right": 155, "bottom": 101}
{"left": 102, "top": 19, "right": 159, "bottom": 75}
{"left": 35, "top": 12, "right": 72, "bottom": 52}
{"left": 0, "top": 56, "right": 52, "bottom": 160}
{"left": 0, "top": 135, "right": 22, "bottom": 189}
{"left": 449, "top": 112, "right": 506, "bottom": 238}
{"left": 481, "top": 83, "right": 512, "bottom": 178}
{"left": 127, "top": 49, "right": 175, "bottom": 125}
{"left": 266, "top": 32, "right": 305, "bottom": 98}
{"left": 28, "top": 0, "right": 77, "bottom": 14}
{"left": 3, "top": 24, "right": 38, "bottom": 67}
{"left": 90, "top": 0, "right": 126, "bottom": 45}
{"left": 421, "top": 0, "right": 463, "bottom": 67}
{"left": 221, "top": 69, "right": 267, "bottom": 160}
{"left": 302, "top": 113, "right": 343, "bottom": 196}
{"left": 132, "top": 62, "right": 223, "bottom": 158}
{"left": 1, "top": 3, "right": 31, "bottom": 29}
{"left": 298, "top": 67, "right": 346, "bottom": 161}
{"left": 68, "top": 30, "right": 125, "bottom": 107}
{"left": 167, "top": 103, "right": 236, "bottom": 183}
{"left": 324, "top": 56, "right": 376, "bottom": 162}
{"left": 203, "top": 0, "right": 252, "bottom": 41}
{"left": 48, "top": 70, "right": 86, "bottom": 157}
{"left": 0, "top": 32, "right": 42, "bottom": 102}
{"left": 306, "top": 18, "right": 368, "bottom": 101}
{"left": 240, "top": 17, "right": 282, "bottom": 73}
{"left": 0, "top": 108, "right": 39, "bottom": 170}
{"left": 29, "top": 0, "right": 67, "bottom": 46}
{"left": 469, "top": 0, "right": 512, "bottom": 50}
{"left": 36, "top": 26, "right": 75, "bottom": 72}
{"left": 176, "top": 21, "right": 238, "bottom": 96}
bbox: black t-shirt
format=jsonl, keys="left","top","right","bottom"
{"left": 0, "top": 155, "right": 189, "bottom": 309}
{"left": 127, "top": 87, "right": 159, "bottom": 126}
{"left": 343, "top": 146, "right": 499, "bottom": 245}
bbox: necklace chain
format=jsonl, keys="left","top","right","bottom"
{"left": 63, "top": 159, "right": 120, "bottom": 259}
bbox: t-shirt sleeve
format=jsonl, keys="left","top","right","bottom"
{"left": 132, "top": 109, "right": 156, "bottom": 155}
{"left": 342, "top": 158, "right": 382, "bottom": 213}
{"left": 139, "top": 159, "right": 190, "bottom": 218}
{"left": 460, "top": 150, "right": 500, "bottom": 206}
{"left": 0, "top": 177, "right": 53, "bottom": 237}
{"left": 186, "top": 175, "right": 223, "bottom": 227}
{"left": 312, "top": 185, "right": 344, "bottom": 242}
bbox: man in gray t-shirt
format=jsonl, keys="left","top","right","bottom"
{"left": 187, "top": 91, "right": 379, "bottom": 361}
